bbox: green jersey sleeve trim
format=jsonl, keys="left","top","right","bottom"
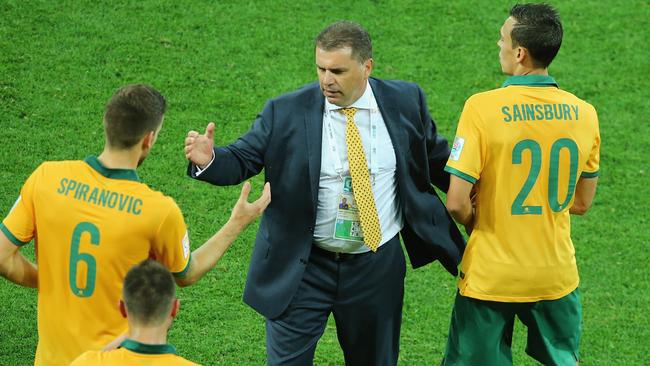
{"left": 0, "top": 223, "right": 30, "bottom": 247}
{"left": 580, "top": 171, "right": 599, "bottom": 178}
{"left": 445, "top": 166, "right": 478, "bottom": 184}
{"left": 172, "top": 253, "right": 192, "bottom": 278}
{"left": 120, "top": 339, "right": 177, "bottom": 355}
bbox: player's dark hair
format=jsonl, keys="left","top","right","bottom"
{"left": 316, "top": 21, "right": 372, "bottom": 63}
{"left": 123, "top": 259, "right": 175, "bottom": 326}
{"left": 104, "top": 84, "right": 166, "bottom": 149}
{"left": 509, "top": 3, "right": 563, "bottom": 68}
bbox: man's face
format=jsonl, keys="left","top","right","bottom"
{"left": 315, "top": 46, "right": 372, "bottom": 107}
{"left": 498, "top": 17, "right": 518, "bottom": 75}
{"left": 137, "top": 117, "right": 164, "bottom": 167}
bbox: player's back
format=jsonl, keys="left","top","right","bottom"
{"left": 447, "top": 76, "right": 600, "bottom": 302}
{"left": 3, "top": 156, "right": 189, "bottom": 366}
{"left": 70, "top": 340, "right": 201, "bottom": 366}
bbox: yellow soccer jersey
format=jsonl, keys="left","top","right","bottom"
{"left": 445, "top": 75, "right": 600, "bottom": 302}
{"left": 0, "top": 156, "right": 192, "bottom": 366}
{"left": 70, "top": 339, "right": 200, "bottom": 366}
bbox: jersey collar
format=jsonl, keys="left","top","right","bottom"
{"left": 120, "top": 339, "right": 177, "bottom": 355}
{"left": 84, "top": 156, "right": 140, "bottom": 182}
{"left": 502, "top": 75, "right": 558, "bottom": 88}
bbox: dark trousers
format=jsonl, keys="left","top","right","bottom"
{"left": 266, "top": 235, "right": 406, "bottom": 366}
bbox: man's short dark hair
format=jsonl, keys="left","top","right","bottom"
{"left": 123, "top": 259, "right": 175, "bottom": 326}
{"left": 315, "top": 21, "right": 372, "bottom": 63}
{"left": 104, "top": 84, "right": 166, "bottom": 149}
{"left": 509, "top": 3, "right": 563, "bottom": 68}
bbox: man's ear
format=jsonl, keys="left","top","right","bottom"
{"left": 170, "top": 299, "right": 180, "bottom": 319}
{"left": 119, "top": 300, "right": 127, "bottom": 318}
{"left": 516, "top": 46, "right": 528, "bottom": 64}
{"left": 363, "top": 58, "right": 374, "bottom": 79}
{"left": 141, "top": 131, "right": 156, "bottom": 150}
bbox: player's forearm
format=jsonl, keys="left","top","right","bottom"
{"left": 176, "top": 219, "right": 246, "bottom": 287}
{"left": 570, "top": 176, "right": 598, "bottom": 215}
{"left": 446, "top": 175, "right": 475, "bottom": 227}
{"left": 0, "top": 252, "right": 38, "bottom": 288}
{"left": 447, "top": 199, "right": 473, "bottom": 227}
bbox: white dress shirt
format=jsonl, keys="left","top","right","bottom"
{"left": 314, "top": 81, "right": 403, "bottom": 253}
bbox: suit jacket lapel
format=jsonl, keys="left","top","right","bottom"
{"left": 304, "top": 92, "right": 325, "bottom": 208}
{"left": 370, "top": 79, "right": 407, "bottom": 177}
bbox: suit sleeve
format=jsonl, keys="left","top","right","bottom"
{"left": 418, "top": 86, "right": 452, "bottom": 192}
{"left": 1, "top": 165, "right": 42, "bottom": 246}
{"left": 188, "top": 100, "right": 273, "bottom": 186}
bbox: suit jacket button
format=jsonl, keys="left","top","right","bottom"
{"left": 308, "top": 226, "right": 314, "bottom": 233}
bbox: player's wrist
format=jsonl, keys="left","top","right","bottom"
{"left": 224, "top": 216, "right": 248, "bottom": 236}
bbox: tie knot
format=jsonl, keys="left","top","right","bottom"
{"left": 341, "top": 107, "right": 358, "bottom": 119}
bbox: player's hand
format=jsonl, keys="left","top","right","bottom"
{"left": 229, "top": 181, "right": 271, "bottom": 230}
{"left": 467, "top": 187, "right": 477, "bottom": 236}
{"left": 469, "top": 186, "right": 478, "bottom": 207}
{"left": 185, "top": 122, "right": 215, "bottom": 168}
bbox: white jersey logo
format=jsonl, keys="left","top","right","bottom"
{"left": 182, "top": 231, "right": 190, "bottom": 259}
{"left": 450, "top": 136, "right": 465, "bottom": 161}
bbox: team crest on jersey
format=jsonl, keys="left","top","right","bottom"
{"left": 182, "top": 231, "right": 190, "bottom": 259}
{"left": 450, "top": 136, "right": 465, "bottom": 161}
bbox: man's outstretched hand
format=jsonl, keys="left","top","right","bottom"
{"left": 185, "top": 122, "right": 216, "bottom": 168}
{"left": 229, "top": 181, "right": 271, "bottom": 230}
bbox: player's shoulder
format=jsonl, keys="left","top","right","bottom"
{"left": 27, "top": 159, "right": 86, "bottom": 181}
{"left": 136, "top": 183, "right": 180, "bottom": 209}
{"left": 555, "top": 88, "right": 598, "bottom": 115}
{"left": 36, "top": 159, "right": 85, "bottom": 172}
{"left": 69, "top": 350, "right": 102, "bottom": 365}
{"left": 464, "top": 86, "right": 508, "bottom": 106}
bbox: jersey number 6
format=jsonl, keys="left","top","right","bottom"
{"left": 69, "top": 222, "right": 100, "bottom": 297}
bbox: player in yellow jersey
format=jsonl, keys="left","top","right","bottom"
{"left": 442, "top": 4, "right": 599, "bottom": 366}
{"left": 71, "top": 259, "right": 200, "bottom": 366}
{"left": 0, "top": 84, "right": 271, "bottom": 366}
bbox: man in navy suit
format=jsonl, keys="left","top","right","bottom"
{"left": 184, "top": 21, "right": 464, "bottom": 366}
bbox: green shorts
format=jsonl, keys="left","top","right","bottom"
{"left": 441, "top": 288, "right": 581, "bottom": 366}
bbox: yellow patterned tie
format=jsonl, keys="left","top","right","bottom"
{"left": 341, "top": 107, "right": 382, "bottom": 251}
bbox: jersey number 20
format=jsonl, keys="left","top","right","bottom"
{"left": 69, "top": 222, "right": 100, "bottom": 297}
{"left": 511, "top": 138, "right": 578, "bottom": 215}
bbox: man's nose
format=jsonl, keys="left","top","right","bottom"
{"left": 323, "top": 70, "right": 335, "bottom": 85}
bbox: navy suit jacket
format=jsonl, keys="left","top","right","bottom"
{"left": 189, "top": 78, "right": 465, "bottom": 319}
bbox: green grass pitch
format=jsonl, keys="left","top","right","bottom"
{"left": 1, "top": 1, "right": 648, "bottom": 365}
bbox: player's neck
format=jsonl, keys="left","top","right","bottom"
{"left": 98, "top": 148, "right": 141, "bottom": 170}
{"left": 512, "top": 64, "right": 549, "bottom": 76}
{"left": 127, "top": 325, "right": 169, "bottom": 345}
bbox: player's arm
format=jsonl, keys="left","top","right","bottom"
{"left": 570, "top": 176, "right": 598, "bottom": 215}
{"left": 175, "top": 181, "right": 271, "bottom": 287}
{"left": 446, "top": 175, "right": 475, "bottom": 234}
{"left": 0, "top": 230, "right": 37, "bottom": 288}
